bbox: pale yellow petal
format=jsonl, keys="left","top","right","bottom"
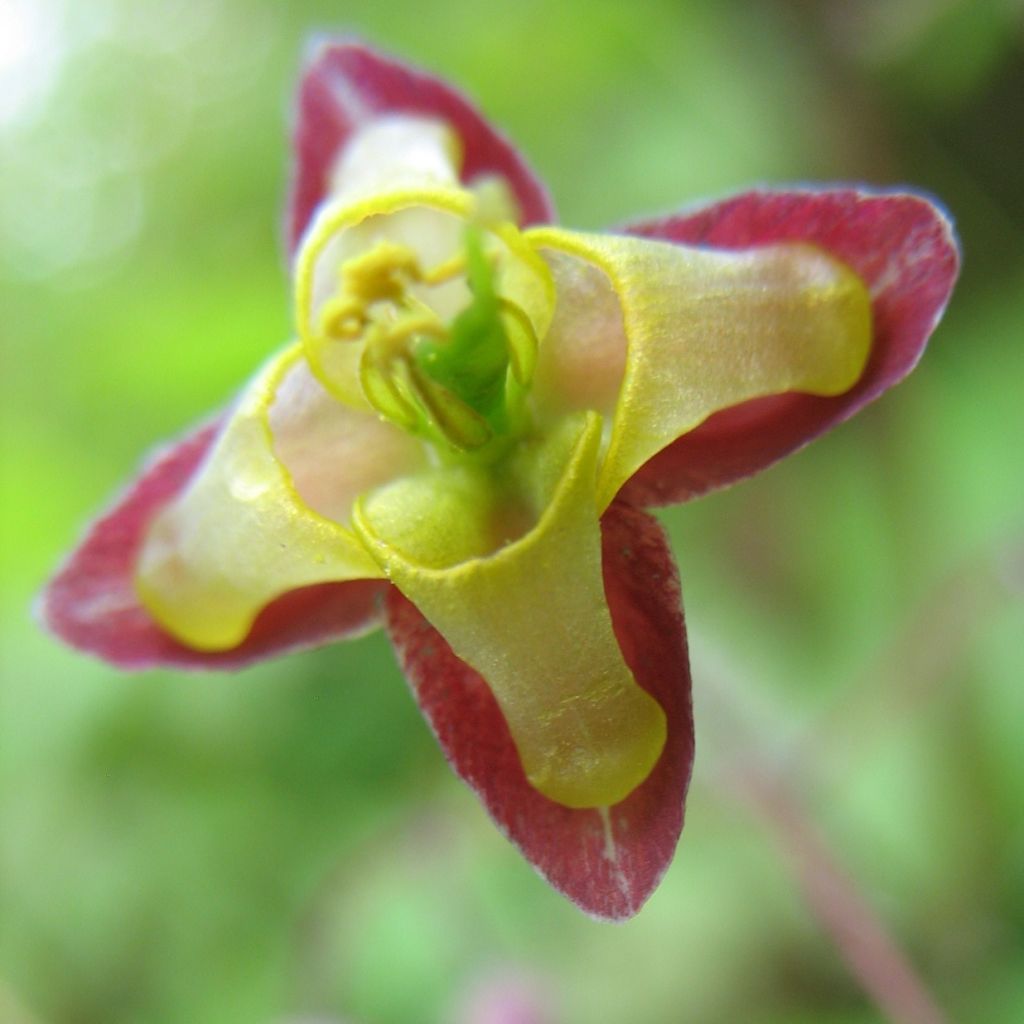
{"left": 527, "top": 228, "right": 872, "bottom": 509}
{"left": 530, "top": 247, "right": 627, "bottom": 423}
{"left": 136, "top": 345, "right": 385, "bottom": 651}
{"left": 352, "top": 413, "right": 667, "bottom": 809}
{"left": 296, "top": 190, "right": 474, "bottom": 409}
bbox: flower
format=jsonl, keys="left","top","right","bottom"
{"left": 40, "top": 41, "right": 959, "bottom": 920}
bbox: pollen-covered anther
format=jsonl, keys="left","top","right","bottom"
{"left": 302, "top": 216, "right": 550, "bottom": 459}
{"left": 339, "top": 239, "right": 422, "bottom": 304}
{"left": 370, "top": 303, "right": 448, "bottom": 355}
{"left": 317, "top": 239, "right": 431, "bottom": 343}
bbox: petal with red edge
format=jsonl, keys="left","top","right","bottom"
{"left": 528, "top": 227, "right": 871, "bottom": 510}
{"left": 288, "top": 40, "right": 554, "bottom": 252}
{"left": 135, "top": 345, "right": 388, "bottom": 652}
{"left": 356, "top": 414, "right": 666, "bottom": 810}
{"left": 385, "top": 500, "right": 693, "bottom": 920}
{"left": 620, "top": 188, "right": 960, "bottom": 506}
{"left": 39, "top": 419, "right": 389, "bottom": 670}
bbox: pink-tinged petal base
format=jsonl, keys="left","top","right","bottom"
{"left": 386, "top": 501, "right": 694, "bottom": 920}
{"left": 288, "top": 41, "right": 555, "bottom": 251}
{"left": 620, "top": 189, "right": 960, "bottom": 506}
{"left": 39, "top": 422, "right": 388, "bottom": 671}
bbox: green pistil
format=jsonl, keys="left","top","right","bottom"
{"left": 413, "top": 228, "right": 518, "bottom": 445}
{"left": 328, "top": 227, "right": 537, "bottom": 459}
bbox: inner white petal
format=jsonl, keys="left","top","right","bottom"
{"left": 268, "top": 359, "right": 429, "bottom": 524}
{"left": 532, "top": 248, "right": 627, "bottom": 422}
{"left": 328, "top": 116, "right": 460, "bottom": 203}
{"left": 309, "top": 206, "right": 470, "bottom": 329}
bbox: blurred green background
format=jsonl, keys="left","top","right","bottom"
{"left": 1, "top": 1, "right": 1022, "bottom": 1022}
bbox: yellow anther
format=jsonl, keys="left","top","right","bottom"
{"left": 339, "top": 239, "right": 423, "bottom": 306}
{"left": 315, "top": 239, "right": 429, "bottom": 345}
{"left": 420, "top": 251, "right": 466, "bottom": 286}
{"left": 361, "top": 308, "right": 445, "bottom": 368}
{"left": 318, "top": 295, "right": 368, "bottom": 341}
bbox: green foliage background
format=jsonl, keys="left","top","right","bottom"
{"left": 1, "top": 1, "right": 1022, "bottom": 1022}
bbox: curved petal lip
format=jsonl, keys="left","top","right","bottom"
{"left": 38, "top": 419, "right": 389, "bottom": 670}
{"left": 358, "top": 413, "right": 668, "bottom": 810}
{"left": 288, "top": 39, "right": 556, "bottom": 252}
{"left": 530, "top": 226, "right": 873, "bottom": 510}
{"left": 619, "top": 187, "right": 960, "bottom": 506}
{"left": 386, "top": 501, "right": 694, "bottom": 920}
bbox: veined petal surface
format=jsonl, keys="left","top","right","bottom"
{"left": 39, "top": 420, "right": 389, "bottom": 669}
{"left": 620, "top": 188, "right": 959, "bottom": 505}
{"left": 386, "top": 500, "right": 693, "bottom": 919}
{"left": 528, "top": 228, "right": 872, "bottom": 509}
{"left": 354, "top": 414, "right": 667, "bottom": 809}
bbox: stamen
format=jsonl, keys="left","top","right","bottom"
{"left": 497, "top": 297, "right": 539, "bottom": 385}
{"left": 340, "top": 239, "right": 423, "bottom": 305}
{"left": 360, "top": 345, "right": 422, "bottom": 432}
{"left": 315, "top": 239, "right": 425, "bottom": 343}
{"left": 378, "top": 302, "right": 447, "bottom": 350}
{"left": 318, "top": 296, "right": 367, "bottom": 341}
{"left": 307, "top": 221, "right": 543, "bottom": 456}
{"left": 420, "top": 252, "right": 466, "bottom": 286}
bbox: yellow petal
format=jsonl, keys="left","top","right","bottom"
{"left": 295, "top": 189, "right": 555, "bottom": 416}
{"left": 296, "top": 118, "right": 471, "bottom": 393}
{"left": 135, "top": 344, "right": 397, "bottom": 651}
{"left": 353, "top": 412, "right": 667, "bottom": 809}
{"left": 527, "top": 229, "right": 872, "bottom": 509}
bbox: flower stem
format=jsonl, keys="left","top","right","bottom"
{"left": 695, "top": 640, "right": 949, "bottom": 1024}
{"left": 727, "top": 766, "right": 948, "bottom": 1024}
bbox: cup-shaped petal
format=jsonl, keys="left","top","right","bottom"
{"left": 353, "top": 413, "right": 667, "bottom": 808}
{"left": 528, "top": 229, "right": 872, "bottom": 509}
{"left": 135, "top": 345, "right": 426, "bottom": 650}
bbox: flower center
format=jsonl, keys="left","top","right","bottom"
{"left": 311, "top": 225, "right": 540, "bottom": 458}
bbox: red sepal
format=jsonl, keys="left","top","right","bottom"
{"left": 39, "top": 422, "right": 388, "bottom": 671}
{"left": 288, "top": 40, "right": 556, "bottom": 253}
{"left": 385, "top": 501, "right": 694, "bottom": 920}
{"left": 620, "top": 189, "right": 960, "bottom": 506}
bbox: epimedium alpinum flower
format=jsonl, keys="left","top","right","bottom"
{"left": 40, "top": 41, "right": 959, "bottom": 919}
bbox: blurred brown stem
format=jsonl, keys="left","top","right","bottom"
{"left": 701, "top": 537, "right": 1024, "bottom": 1021}
{"left": 697, "top": 638, "right": 956, "bottom": 1023}
{"left": 723, "top": 765, "right": 948, "bottom": 1024}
